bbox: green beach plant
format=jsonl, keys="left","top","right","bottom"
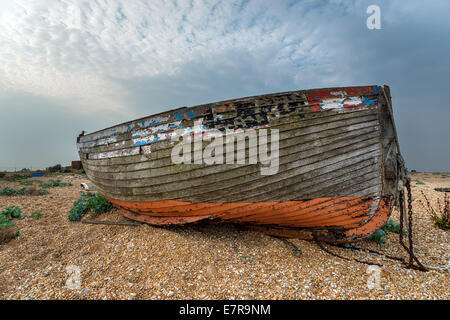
{"left": 0, "top": 187, "right": 49, "bottom": 196}
{"left": 418, "top": 191, "right": 449, "bottom": 230}
{"left": 0, "top": 206, "right": 25, "bottom": 242}
{"left": 68, "top": 193, "right": 112, "bottom": 222}
{"left": 368, "top": 218, "right": 406, "bottom": 247}
{"left": 1, "top": 206, "right": 25, "bottom": 220}
{"left": 31, "top": 211, "right": 43, "bottom": 220}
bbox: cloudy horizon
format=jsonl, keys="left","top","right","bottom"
{"left": 0, "top": 0, "right": 449, "bottom": 172}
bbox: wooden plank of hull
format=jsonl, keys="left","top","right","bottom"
{"left": 83, "top": 128, "right": 380, "bottom": 189}
{"left": 82, "top": 117, "right": 379, "bottom": 179}
{"left": 77, "top": 85, "right": 398, "bottom": 241}
{"left": 85, "top": 141, "right": 381, "bottom": 202}
{"left": 78, "top": 106, "right": 375, "bottom": 153}
{"left": 110, "top": 196, "right": 392, "bottom": 242}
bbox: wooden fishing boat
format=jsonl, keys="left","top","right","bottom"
{"left": 77, "top": 85, "right": 405, "bottom": 242}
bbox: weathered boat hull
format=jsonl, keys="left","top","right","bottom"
{"left": 77, "top": 85, "right": 401, "bottom": 242}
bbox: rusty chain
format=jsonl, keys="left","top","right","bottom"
{"left": 398, "top": 178, "right": 428, "bottom": 271}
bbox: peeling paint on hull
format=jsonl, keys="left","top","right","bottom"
{"left": 108, "top": 196, "right": 392, "bottom": 242}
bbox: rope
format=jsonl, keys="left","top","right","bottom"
{"left": 420, "top": 261, "right": 450, "bottom": 271}
{"left": 313, "top": 236, "right": 383, "bottom": 267}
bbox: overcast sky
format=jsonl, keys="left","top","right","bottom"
{"left": 0, "top": 0, "right": 449, "bottom": 171}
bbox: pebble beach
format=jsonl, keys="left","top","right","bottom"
{"left": 0, "top": 172, "right": 448, "bottom": 300}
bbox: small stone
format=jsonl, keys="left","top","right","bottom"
{"left": 206, "top": 264, "right": 218, "bottom": 278}
{"left": 80, "top": 288, "right": 90, "bottom": 296}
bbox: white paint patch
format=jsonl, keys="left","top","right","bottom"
{"left": 133, "top": 119, "right": 207, "bottom": 147}
{"left": 131, "top": 121, "right": 182, "bottom": 139}
{"left": 78, "top": 140, "right": 127, "bottom": 153}
{"left": 88, "top": 147, "right": 140, "bottom": 160}
{"left": 319, "top": 96, "right": 363, "bottom": 110}
{"left": 329, "top": 91, "right": 347, "bottom": 98}
{"left": 79, "top": 115, "right": 170, "bottom": 144}
{"left": 132, "top": 131, "right": 179, "bottom": 146}
{"left": 80, "top": 135, "right": 118, "bottom": 149}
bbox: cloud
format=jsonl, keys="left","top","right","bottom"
{"left": 0, "top": 0, "right": 449, "bottom": 170}
{"left": 0, "top": 0, "right": 360, "bottom": 113}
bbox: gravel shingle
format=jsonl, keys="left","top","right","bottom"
{"left": 0, "top": 173, "right": 448, "bottom": 300}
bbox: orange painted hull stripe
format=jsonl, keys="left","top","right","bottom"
{"left": 108, "top": 196, "right": 393, "bottom": 241}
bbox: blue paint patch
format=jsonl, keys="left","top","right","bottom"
{"left": 174, "top": 110, "right": 186, "bottom": 120}
{"left": 131, "top": 122, "right": 182, "bottom": 139}
{"left": 169, "top": 123, "right": 180, "bottom": 129}
{"left": 143, "top": 120, "right": 163, "bottom": 127}
{"left": 187, "top": 111, "right": 195, "bottom": 118}
{"left": 373, "top": 86, "right": 378, "bottom": 95}
{"left": 362, "top": 97, "right": 377, "bottom": 105}
{"left": 134, "top": 136, "right": 163, "bottom": 146}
